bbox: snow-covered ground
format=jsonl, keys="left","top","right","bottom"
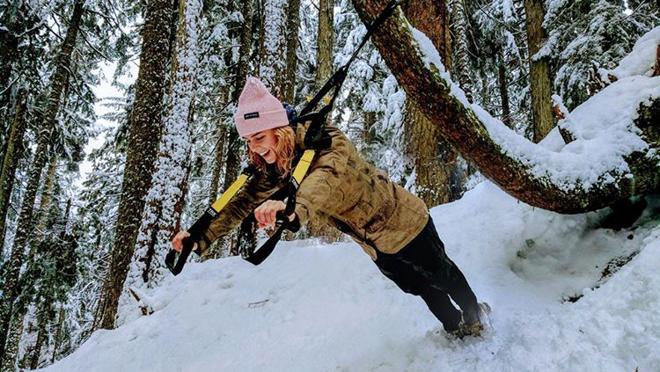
{"left": 41, "top": 182, "right": 660, "bottom": 371}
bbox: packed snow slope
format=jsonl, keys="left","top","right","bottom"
{"left": 42, "top": 182, "right": 660, "bottom": 372}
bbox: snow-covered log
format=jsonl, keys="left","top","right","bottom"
{"left": 352, "top": 0, "right": 660, "bottom": 213}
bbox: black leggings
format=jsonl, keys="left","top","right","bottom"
{"left": 374, "top": 216, "right": 479, "bottom": 331}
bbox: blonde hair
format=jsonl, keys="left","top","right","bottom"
{"left": 247, "top": 126, "right": 296, "bottom": 178}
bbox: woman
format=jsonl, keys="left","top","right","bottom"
{"left": 172, "top": 77, "right": 488, "bottom": 337}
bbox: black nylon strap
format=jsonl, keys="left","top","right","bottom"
{"left": 298, "top": 0, "right": 401, "bottom": 118}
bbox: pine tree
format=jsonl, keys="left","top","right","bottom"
{"left": 129, "top": 0, "right": 203, "bottom": 291}
{"left": 545, "top": 0, "right": 658, "bottom": 110}
{"left": 97, "top": 0, "right": 175, "bottom": 330}
{"left": 0, "top": 0, "right": 85, "bottom": 360}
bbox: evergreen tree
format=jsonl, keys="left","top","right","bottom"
{"left": 97, "top": 0, "right": 176, "bottom": 330}
{"left": 0, "top": 0, "right": 85, "bottom": 361}
{"left": 129, "top": 0, "right": 203, "bottom": 294}
{"left": 545, "top": 0, "right": 658, "bottom": 110}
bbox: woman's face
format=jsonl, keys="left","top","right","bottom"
{"left": 245, "top": 129, "right": 278, "bottom": 164}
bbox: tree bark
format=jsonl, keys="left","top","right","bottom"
{"left": 259, "top": 0, "right": 288, "bottom": 98}
{"left": 97, "top": 0, "right": 174, "bottom": 330}
{"left": 225, "top": 0, "right": 256, "bottom": 257}
{"left": 403, "top": 0, "right": 459, "bottom": 206}
{"left": 0, "top": 0, "right": 84, "bottom": 360}
{"left": 498, "top": 55, "right": 513, "bottom": 128}
{"left": 29, "top": 305, "right": 50, "bottom": 370}
{"left": 449, "top": 0, "right": 473, "bottom": 100}
{"left": 523, "top": 0, "right": 554, "bottom": 142}
{"left": 50, "top": 306, "right": 65, "bottom": 363}
{"left": 284, "top": 0, "right": 301, "bottom": 102}
{"left": 315, "top": 0, "right": 334, "bottom": 89}
{"left": 131, "top": 0, "right": 201, "bottom": 288}
{"left": 351, "top": 0, "right": 659, "bottom": 213}
{"left": 0, "top": 88, "right": 28, "bottom": 252}
{"left": 208, "top": 125, "right": 226, "bottom": 205}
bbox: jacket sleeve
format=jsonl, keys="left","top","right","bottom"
{"left": 195, "top": 171, "right": 280, "bottom": 255}
{"left": 293, "top": 130, "right": 351, "bottom": 227}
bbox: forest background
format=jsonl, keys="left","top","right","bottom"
{"left": 0, "top": 0, "right": 658, "bottom": 370}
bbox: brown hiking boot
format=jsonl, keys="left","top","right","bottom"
{"left": 451, "top": 303, "right": 491, "bottom": 339}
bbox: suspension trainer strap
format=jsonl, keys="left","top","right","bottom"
{"left": 243, "top": 149, "right": 315, "bottom": 265}
{"left": 299, "top": 0, "right": 402, "bottom": 118}
{"left": 166, "top": 170, "right": 253, "bottom": 275}
{"left": 245, "top": 0, "right": 402, "bottom": 265}
{"left": 167, "top": 0, "right": 402, "bottom": 275}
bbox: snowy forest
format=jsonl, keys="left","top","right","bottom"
{"left": 0, "top": 0, "right": 658, "bottom": 370}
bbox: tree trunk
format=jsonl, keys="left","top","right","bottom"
{"left": 403, "top": 0, "right": 459, "bottom": 206}
{"left": 50, "top": 306, "right": 65, "bottom": 363}
{"left": 498, "top": 54, "right": 513, "bottom": 128}
{"left": 302, "top": 0, "right": 342, "bottom": 239}
{"left": 223, "top": 0, "right": 256, "bottom": 257}
{"left": 0, "top": 88, "right": 28, "bottom": 252}
{"left": 523, "top": 0, "right": 554, "bottom": 142}
{"left": 351, "top": 0, "right": 659, "bottom": 213}
{"left": 29, "top": 306, "right": 49, "bottom": 370}
{"left": 208, "top": 125, "right": 226, "bottom": 205}
{"left": 284, "top": 0, "right": 301, "bottom": 102}
{"left": 0, "top": 0, "right": 84, "bottom": 360}
{"left": 259, "top": 0, "right": 288, "bottom": 99}
{"left": 315, "top": 0, "right": 334, "bottom": 89}
{"left": 0, "top": 313, "right": 23, "bottom": 371}
{"left": 34, "top": 156, "right": 58, "bottom": 235}
{"left": 448, "top": 0, "right": 470, "bottom": 101}
{"left": 97, "top": 0, "right": 174, "bottom": 330}
{"left": 131, "top": 0, "right": 201, "bottom": 288}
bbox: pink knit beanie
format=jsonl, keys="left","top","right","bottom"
{"left": 234, "top": 77, "right": 289, "bottom": 137}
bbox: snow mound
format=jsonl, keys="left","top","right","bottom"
{"left": 606, "top": 26, "right": 660, "bottom": 80}
{"left": 42, "top": 183, "right": 660, "bottom": 371}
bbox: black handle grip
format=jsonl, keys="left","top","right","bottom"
{"left": 165, "top": 236, "right": 195, "bottom": 276}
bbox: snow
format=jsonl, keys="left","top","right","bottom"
{"left": 411, "top": 26, "right": 660, "bottom": 192}
{"left": 605, "top": 26, "right": 660, "bottom": 80}
{"left": 41, "top": 182, "right": 660, "bottom": 371}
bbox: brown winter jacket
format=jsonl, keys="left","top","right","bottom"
{"left": 196, "top": 121, "right": 428, "bottom": 260}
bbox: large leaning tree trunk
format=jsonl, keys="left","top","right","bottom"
{"left": 0, "top": 0, "right": 84, "bottom": 362}
{"left": 523, "top": 0, "right": 555, "bottom": 142}
{"left": 351, "top": 0, "right": 659, "bottom": 214}
{"left": 130, "top": 0, "right": 202, "bottom": 289}
{"left": 97, "top": 0, "right": 175, "bottom": 330}
{"left": 402, "top": 0, "right": 460, "bottom": 206}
